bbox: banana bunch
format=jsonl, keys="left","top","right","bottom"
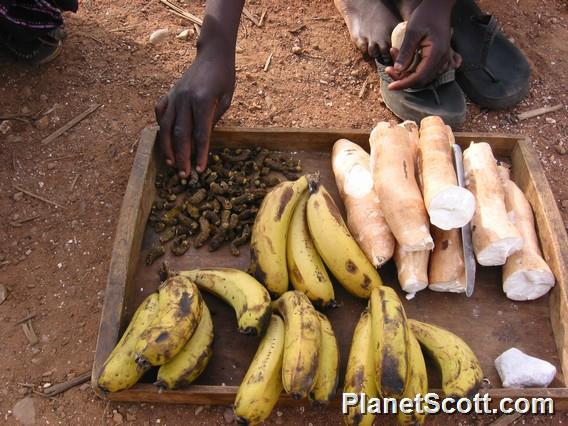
{"left": 344, "top": 287, "right": 483, "bottom": 425}
{"left": 180, "top": 268, "right": 271, "bottom": 336}
{"left": 249, "top": 173, "right": 383, "bottom": 305}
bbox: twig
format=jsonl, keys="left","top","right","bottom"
{"left": 160, "top": 0, "right": 202, "bottom": 26}
{"left": 15, "top": 313, "right": 37, "bottom": 326}
{"left": 12, "top": 184, "right": 63, "bottom": 208}
{"left": 22, "top": 321, "right": 39, "bottom": 345}
{"left": 288, "top": 24, "right": 306, "bottom": 34}
{"left": 259, "top": 8, "right": 268, "bottom": 27}
{"left": 517, "top": 103, "right": 563, "bottom": 121}
{"left": 263, "top": 52, "right": 274, "bottom": 72}
{"left": 242, "top": 6, "right": 261, "bottom": 27}
{"left": 79, "top": 33, "right": 103, "bottom": 44}
{"left": 41, "top": 104, "right": 100, "bottom": 145}
{"left": 43, "top": 371, "right": 91, "bottom": 397}
{"left": 0, "top": 114, "right": 31, "bottom": 123}
{"left": 110, "top": 25, "right": 137, "bottom": 32}
{"left": 302, "top": 53, "right": 324, "bottom": 60}
{"left": 358, "top": 76, "right": 369, "bottom": 99}
{"left": 310, "top": 17, "right": 332, "bottom": 21}
{"left": 16, "top": 383, "right": 36, "bottom": 388}
{"left": 70, "top": 174, "right": 80, "bottom": 191}
{"left": 42, "top": 154, "right": 82, "bottom": 163}
{"left": 10, "top": 214, "right": 41, "bottom": 227}
{"left": 32, "top": 390, "right": 58, "bottom": 401}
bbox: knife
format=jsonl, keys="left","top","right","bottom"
{"left": 452, "top": 144, "right": 476, "bottom": 297}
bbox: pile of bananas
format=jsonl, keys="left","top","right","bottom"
{"left": 249, "top": 174, "right": 383, "bottom": 306}
{"left": 345, "top": 286, "right": 484, "bottom": 425}
{"left": 97, "top": 268, "right": 272, "bottom": 392}
{"left": 234, "top": 290, "right": 339, "bottom": 425}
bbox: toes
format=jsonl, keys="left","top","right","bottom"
{"left": 352, "top": 34, "right": 369, "bottom": 55}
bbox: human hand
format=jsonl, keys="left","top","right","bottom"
{"left": 155, "top": 43, "right": 235, "bottom": 177}
{"left": 385, "top": 0, "right": 456, "bottom": 90}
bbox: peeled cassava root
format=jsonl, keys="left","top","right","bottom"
{"left": 498, "top": 166, "right": 555, "bottom": 300}
{"left": 332, "top": 139, "right": 395, "bottom": 267}
{"left": 463, "top": 142, "right": 523, "bottom": 265}
{"left": 370, "top": 122, "right": 433, "bottom": 251}
{"left": 394, "top": 244, "right": 429, "bottom": 294}
{"left": 429, "top": 226, "right": 466, "bottom": 293}
{"left": 418, "top": 116, "right": 475, "bottom": 230}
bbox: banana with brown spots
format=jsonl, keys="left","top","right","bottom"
{"left": 306, "top": 176, "right": 383, "bottom": 298}
{"left": 249, "top": 176, "right": 308, "bottom": 297}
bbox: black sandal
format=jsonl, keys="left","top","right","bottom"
{"left": 376, "top": 59, "right": 467, "bottom": 128}
{"left": 451, "top": 0, "right": 530, "bottom": 109}
{"left": 0, "top": 29, "right": 63, "bottom": 65}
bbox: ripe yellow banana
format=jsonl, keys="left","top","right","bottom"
{"left": 135, "top": 275, "right": 203, "bottom": 367}
{"left": 97, "top": 293, "right": 159, "bottom": 393}
{"left": 287, "top": 192, "right": 336, "bottom": 308}
{"left": 409, "top": 319, "right": 483, "bottom": 398}
{"left": 369, "top": 286, "right": 410, "bottom": 398}
{"left": 306, "top": 177, "right": 383, "bottom": 298}
{"left": 273, "top": 290, "right": 321, "bottom": 399}
{"left": 249, "top": 176, "right": 308, "bottom": 297}
{"left": 234, "top": 315, "right": 284, "bottom": 426}
{"left": 397, "top": 331, "right": 428, "bottom": 425}
{"left": 155, "top": 302, "right": 214, "bottom": 390}
{"left": 309, "top": 312, "right": 339, "bottom": 404}
{"left": 179, "top": 268, "right": 271, "bottom": 336}
{"left": 343, "top": 309, "right": 377, "bottom": 426}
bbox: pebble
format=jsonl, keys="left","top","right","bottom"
{"left": 291, "top": 45, "right": 302, "bottom": 54}
{"left": 223, "top": 407, "right": 235, "bottom": 423}
{"left": 13, "top": 192, "right": 24, "bottom": 202}
{"left": 194, "top": 406, "right": 205, "bottom": 415}
{"left": 176, "top": 29, "right": 191, "bottom": 40}
{"left": 112, "top": 411, "right": 124, "bottom": 424}
{"left": 13, "top": 397, "right": 36, "bottom": 425}
{"left": 47, "top": 162, "right": 57, "bottom": 170}
{"left": 79, "top": 383, "right": 90, "bottom": 391}
{"left": 149, "top": 29, "right": 169, "bottom": 44}
{"left": 40, "top": 94, "right": 48, "bottom": 101}
{"left": 0, "top": 120, "right": 11, "bottom": 134}
{"left": 21, "top": 106, "right": 31, "bottom": 114}
{"left": 35, "top": 116, "right": 50, "bottom": 130}
{"left": 546, "top": 117, "right": 557, "bottom": 124}
{"left": 554, "top": 144, "right": 566, "bottom": 155}
{"left": 561, "top": 200, "right": 568, "bottom": 209}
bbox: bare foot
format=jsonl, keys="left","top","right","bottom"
{"left": 334, "top": 0, "right": 401, "bottom": 61}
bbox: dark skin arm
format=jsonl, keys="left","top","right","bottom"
{"left": 386, "top": 0, "right": 456, "bottom": 90}
{"left": 155, "top": 0, "right": 244, "bottom": 177}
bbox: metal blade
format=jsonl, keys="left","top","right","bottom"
{"left": 452, "top": 144, "right": 476, "bottom": 297}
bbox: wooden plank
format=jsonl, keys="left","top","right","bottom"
{"left": 92, "top": 127, "right": 158, "bottom": 390}
{"left": 93, "top": 126, "right": 568, "bottom": 405}
{"left": 510, "top": 138, "right": 568, "bottom": 384}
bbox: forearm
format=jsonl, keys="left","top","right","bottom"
{"left": 197, "top": 0, "right": 244, "bottom": 53}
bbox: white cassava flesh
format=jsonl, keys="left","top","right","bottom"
{"left": 332, "top": 139, "right": 395, "bottom": 267}
{"left": 370, "top": 122, "right": 433, "bottom": 251}
{"left": 394, "top": 244, "right": 429, "bottom": 294}
{"left": 418, "top": 116, "right": 475, "bottom": 230}
{"left": 428, "top": 226, "right": 466, "bottom": 293}
{"left": 463, "top": 142, "right": 523, "bottom": 265}
{"left": 498, "top": 166, "right": 555, "bottom": 300}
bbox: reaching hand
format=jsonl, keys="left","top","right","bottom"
{"left": 155, "top": 45, "right": 235, "bottom": 177}
{"left": 386, "top": 0, "right": 456, "bottom": 90}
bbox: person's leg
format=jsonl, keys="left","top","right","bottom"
{"left": 334, "top": 0, "right": 401, "bottom": 63}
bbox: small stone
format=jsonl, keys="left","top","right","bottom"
{"left": 554, "top": 144, "right": 566, "bottom": 155}
{"left": 23, "top": 87, "right": 33, "bottom": 98}
{"left": 40, "top": 94, "right": 48, "bottom": 101}
{"left": 149, "top": 29, "right": 169, "bottom": 45}
{"left": 21, "top": 106, "right": 31, "bottom": 114}
{"left": 194, "top": 406, "right": 205, "bottom": 415}
{"left": 13, "top": 397, "right": 36, "bottom": 425}
{"left": 276, "top": 410, "right": 283, "bottom": 417}
{"left": 291, "top": 45, "right": 302, "bottom": 54}
{"left": 35, "top": 116, "right": 50, "bottom": 130}
{"left": 0, "top": 120, "right": 11, "bottom": 134}
{"left": 47, "top": 162, "right": 57, "bottom": 170}
{"left": 31, "top": 358, "right": 41, "bottom": 364}
{"left": 176, "top": 29, "right": 191, "bottom": 40}
{"left": 223, "top": 407, "right": 235, "bottom": 423}
{"left": 546, "top": 117, "right": 557, "bottom": 124}
{"left": 112, "top": 411, "right": 124, "bottom": 424}
{"left": 79, "top": 383, "right": 90, "bottom": 391}
{"left": 561, "top": 200, "right": 568, "bottom": 210}
{"left": 13, "top": 192, "right": 24, "bottom": 202}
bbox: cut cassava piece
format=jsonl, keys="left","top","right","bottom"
{"left": 394, "top": 244, "right": 429, "bottom": 294}
{"left": 463, "top": 142, "right": 523, "bottom": 266}
{"left": 418, "top": 116, "right": 475, "bottom": 230}
{"left": 429, "top": 226, "right": 466, "bottom": 293}
{"left": 498, "top": 166, "right": 555, "bottom": 300}
{"left": 331, "top": 139, "right": 395, "bottom": 267}
{"left": 370, "top": 121, "right": 434, "bottom": 251}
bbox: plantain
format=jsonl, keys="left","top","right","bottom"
{"left": 343, "top": 309, "right": 377, "bottom": 426}
{"left": 249, "top": 176, "right": 308, "bottom": 297}
{"left": 155, "top": 302, "right": 214, "bottom": 389}
{"left": 287, "top": 192, "right": 336, "bottom": 308}
{"left": 234, "top": 315, "right": 285, "bottom": 426}
{"left": 97, "top": 293, "right": 159, "bottom": 393}
{"left": 369, "top": 286, "right": 410, "bottom": 398}
{"left": 309, "top": 312, "right": 340, "bottom": 404}
{"left": 135, "top": 275, "right": 203, "bottom": 367}
{"left": 306, "top": 176, "right": 383, "bottom": 298}
{"left": 397, "top": 330, "right": 428, "bottom": 425}
{"left": 273, "top": 290, "right": 321, "bottom": 399}
{"left": 179, "top": 268, "right": 271, "bottom": 336}
{"left": 409, "top": 319, "right": 483, "bottom": 398}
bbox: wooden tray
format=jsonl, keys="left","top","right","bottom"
{"left": 92, "top": 127, "right": 568, "bottom": 408}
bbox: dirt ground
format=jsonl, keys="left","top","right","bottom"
{"left": 1, "top": 0, "right": 567, "bottom": 424}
